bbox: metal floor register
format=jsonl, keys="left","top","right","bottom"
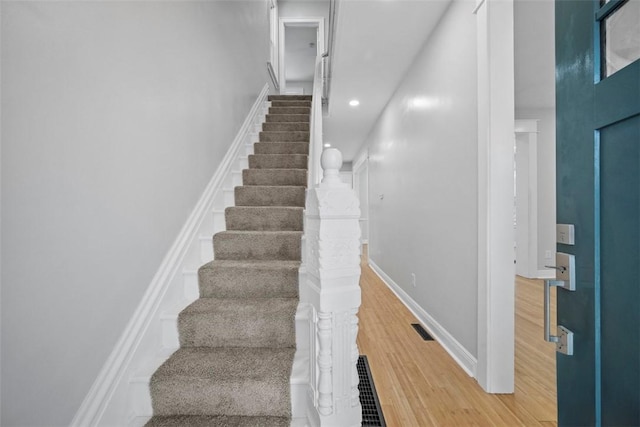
{"left": 357, "top": 355, "right": 386, "bottom": 427}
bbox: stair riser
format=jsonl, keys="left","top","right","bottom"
{"left": 198, "top": 263, "right": 299, "bottom": 299}
{"left": 178, "top": 300, "right": 296, "bottom": 348}
{"left": 150, "top": 380, "right": 290, "bottom": 417}
{"left": 269, "top": 107, "right": 310, "bottom": 115}
{"left": 242, "top": 169, "right": 307, "bottom": 186}
{"left": 268, "top": 95, "right": 312, "bottom": 101}
{"left": 248, "top": 155, "right": 308, "bottom": 170}
{"left": 265, "top": 114, "right": 309, "bottom": 123}
{"left": 259, "top": 131, "right": 309, "bottom": 142}
{"left": 263, "top": 122, "right": 310, "bottom": 132}
{"left": 144, "top": 416, "right": 291, "bottom": 426}
{"left": 253, "top": 142, "right": 309, "bottom": 155}
{"left": 225, "top": 207, "right": 303, "bottom": 231}
{"left": 270, "top": 101, "right": 311, "bottom": 108}
{"left": 234, "top": 186, "right": 305, "bottom": 207}
{"left": 213, "top": 233, "right": 302, "bottom": 261}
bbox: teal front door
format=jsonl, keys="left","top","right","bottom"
{"left": 555, "top": 0, "right": 639, "bottom": 425}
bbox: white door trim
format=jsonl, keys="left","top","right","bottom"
{"left": 279, "top": 17, "right": 325, "bottom": 95}
{"left": 475, "top": 0, "right": 516, "bottom": 393}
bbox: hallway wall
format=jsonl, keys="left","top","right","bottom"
{"left": 1, "top": 2, "right": 268, "bottom": 425}
{"left": 362, "top": 0, "right": 479, "bottom": 357}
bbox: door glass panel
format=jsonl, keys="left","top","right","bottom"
{"left": 601, "top": 0, "right": 640, "bottom": 77}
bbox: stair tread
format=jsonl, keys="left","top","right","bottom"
{"left": 216, "top": 230, "right": 303, "bottom": 236}
{"left": 249, "top": 154, "right": 308, "bottom": 157}
{"left": 198, "top": 260, "right": 299, "bottom": 299}
{"left": 268, "top": 95, "right": 312, "bottom": 101}
{"left": 242, "top": 169, "right": 307, "bottom": 187}
{"left": 182, "top": 296, "right": 298, "bottom": 312}
{"left": 265, "top": 114, "right": 310, "bottom": 123}
{"left": 145, "top": 415, "right": 289, "bottom": 427}
{"left": 150, "top": 347, "right": 294, "bottom": 417}
{"left": 200, "top": 259, "right": 301, "bottom": 270}
{"left": 254, "top": 141, "right": 309, "bottom": 145}
{"left": 152, "top": 346, "right": 295, "bottom": 382}
{"left": 248, "top": 154, "right": 308, "bottom": 170}
{"left": 234, "top": 186, "right": 305, "bottom": 207}
{"left": 226, "top": 206, "right": 304, "bottom": 211}
{"left": 235, "top": 184, "right": 306, "bottom": 188}
{"left": 179, "top": 298, "right": 297, "bottom": 348}
{"left": 253, "top": 143, "right": 309, "bottom": 155}
{"left": 225, "top": 206, "right": 303, "bottom": 231}
{"left": 213, "top": 230, "right": 302, "bottom": 261}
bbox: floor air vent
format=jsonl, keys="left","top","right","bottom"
{"left": 358, "top": 355, "right": 386, "bottom": 426}
{"left": 411, "top": 323, "right": 434, "bottom": 341}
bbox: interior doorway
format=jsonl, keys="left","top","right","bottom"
{"left": 514, "top": 120, "right": 539, "bottom": 278}
{"left": 279, "top": 18, "right": 325, "bottom": 95}
{"left": 512, "top": 119, "right": 557, "bottom": 423}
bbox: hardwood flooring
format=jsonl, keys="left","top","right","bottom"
{"left": 357, "top": 253, "right": 557, "bottom": 426}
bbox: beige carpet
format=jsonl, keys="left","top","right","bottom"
{"left": 147, "top": 95, "right": 311, "bottom": 426}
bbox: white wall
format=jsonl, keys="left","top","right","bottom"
{"left": 279, "top": 0, "right": 329, "bottom": 47}
{"left": 285, "top": 80, "right": 314, "bottom": 94}
{"left": 516, "top": 108, "right": 556, "bottom": 272}
{"left": 0, "top": 2, "right": 268, "bottom": 425}
{"left": 364, "top": 0, "right": 478, "bottom": 356}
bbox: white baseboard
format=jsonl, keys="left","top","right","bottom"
{"left": 368, "top": 259, "right": 477, "bottom": 378}
{"left": 70, "top": 84, "right": 269, "bottom": 427}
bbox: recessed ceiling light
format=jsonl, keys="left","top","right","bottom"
{"left": 324, "top": 143, "right": 331, "bottom": 148}
{"left": 349, "top": 99, "right": 360, "bottom": 107}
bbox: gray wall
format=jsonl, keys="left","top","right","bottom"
{"left": 1, "top": 1, "right": 268, "bottom": 425}
{"left": 364, "top": 0, "right": 479, "bottom": 356}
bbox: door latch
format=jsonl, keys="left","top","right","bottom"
{"left": 544, "top": 252, "right": 576, "bottom": 356}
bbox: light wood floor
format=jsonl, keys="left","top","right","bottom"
{"left": 357, "top": 254, "right": 557, "bottom": 426}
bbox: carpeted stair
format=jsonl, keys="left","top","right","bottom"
{"left": 146, "top": 95, "right": 311, "bottom": 427}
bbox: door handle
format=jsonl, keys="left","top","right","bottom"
{"left": 543, "top": 253, "right": 576, "bottom": 355}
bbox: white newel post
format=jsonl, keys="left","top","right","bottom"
{"left": 304, "top": 148, "right": 363, "bottom": 427}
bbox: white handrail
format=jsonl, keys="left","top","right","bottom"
{"left": 308, "top": 55, "right": 325, "bottom": 188}
{"left": 267, "top": 62, "right": 279, "bottom": 91}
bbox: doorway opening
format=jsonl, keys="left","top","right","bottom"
{"left": 279, "top": 18, "right": 325, "bottom": 95}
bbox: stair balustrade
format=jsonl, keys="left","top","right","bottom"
{"left": 301, "top": 54, "right": 363, "bottom": 427}
{"left": 308, "top": 56, "right": 325, "bottom": 188}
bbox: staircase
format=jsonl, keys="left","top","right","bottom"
{"left": 146, "top": 95, "right": 311, "bottom": 426}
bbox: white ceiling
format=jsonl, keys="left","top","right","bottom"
{"left": 296, "top": 0, "right": 556, "bottom": 161}
{"left": 324, "top": 0, "right": 452, "bottom": 161}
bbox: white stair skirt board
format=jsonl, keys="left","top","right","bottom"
{"left": 70, "top": 84, "right": 269, "bottom": 427}
{"left": 368, "top": 259, "right": 477, "bottom": 378}
{"left": 198, "top": 235, "right": 214, "bottom": 264}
